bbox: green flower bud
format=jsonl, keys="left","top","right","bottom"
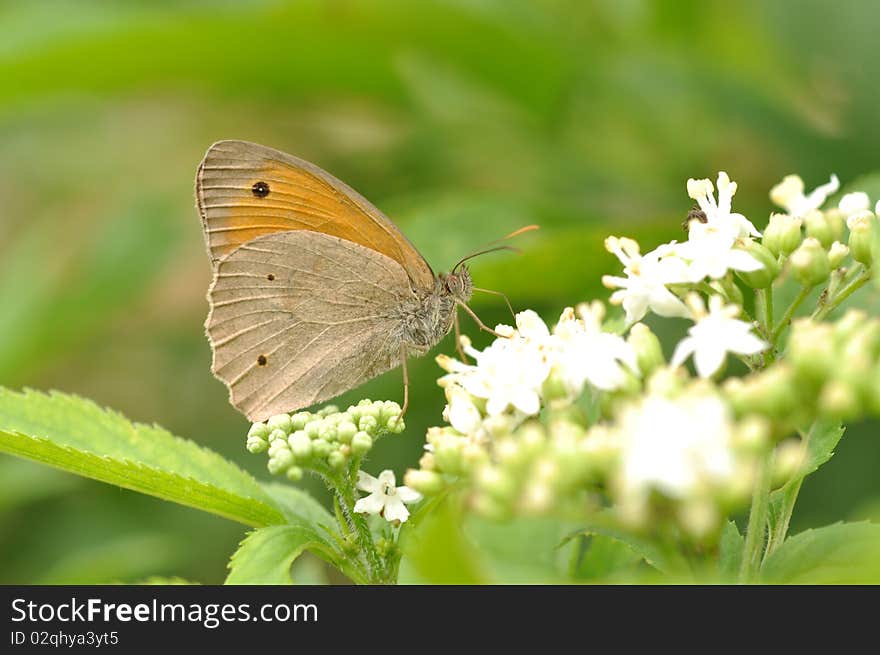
{"left": 311, "top": 438, "right": 332, "bottom": 458}
{"left": 327, "top": 450, "right": 347, "bottom": 470}
{"left": 246, "top": 435, "right": 268, "bottom": 454}
{"left": 763, "top": 213, "right": 802, "bottom": 257}
{"left": 804, "top": 209, "right": 834, "bottom": 248}
{"left": 358, "top": 414, "right": 378, "bottom": 434}
{"left": 267, "top": 413, "right": 293, "bottom": 434}
{"left": 385, "top": 414, "right": 405, "bottom": 434}
{"left": 627, "top": 323, "right": 665, "bottom": 375}
{"left": 540, "top": 371, "right": 570, "bottom": 404}
{"left": 268, "top": 449, "right": 294, "bottom": 475}
{"left": 828, "top": 241, "right": 849, "bottom": 268}
{"left": 848, "top": 212, "right": 877, "bottom": 265}
{"left": 267, "top": 428, "right": 288, "bottom": 443}
{"left": 724, "top": 365, "right": 798, "bottom": 420}
{"left": 350, "top": 431, "right": 373, "bottom": 456}
{"left": 336, "top": 421, "right": 357, "bottom": 444}
{"left": 772, "top": 440, "right": 805, "bottom": 485}
{"left": 304, "top": 420, "right": 322, "bottom": 438}
{"left": 790, "top": 237, "right": 830, "bottom": 287}
{"left": 247, "top": 422, "right": 270, "bottom": 439}
{"left": 823, "top": 208, "right": 846, "bottom": 243}
{"left": 476, "top": 465, "right": 517, "bottom": 501}
{"left": 404, "top": 469, "right": 445, "bottom": 495}
{"left": 317, "top": 404, "right": 339, "bottom": 418}
{"left": 290, "top": 412, "right": 311, "bottom": 431}
{"left": 288, "top": 431, "right": 313, "bottom": 460}
{"left": 286, "top": 466, "right": 304, "bottom": 481}
{"left": 435, "top": 435, "right": 465, "bottom": 474}
{"left": 818, "top": 379, "right": 860, "bottom": 420}
{"left": 735, "top": 239, "right": 780, "bottom": 289}
{"left": 318, "top": 422, "right": 339, "bottom": 442}
{"left": 787, "top": 321, "right": 835, "bottom": 382}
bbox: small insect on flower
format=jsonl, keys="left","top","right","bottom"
{"left": 354, "top": 470, "right": 422, "bottom": 524}
{"left": 682, "top": 204, "right": 708, "bottom": 231}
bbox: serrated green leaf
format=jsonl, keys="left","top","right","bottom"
{"left": 768, "top": 422, "right": 845, "bottom": 545}
{"left": 761, "top": 522, "right": 880, "bottom": 583}
{"left": 718, "top": 520, "right": 744, "bottom": 582}
{"left": 226, "top": 526, "right": 325, "bottom": 585}
{"left": 0, "top": 388, "right": 284, "bottom": 527}
{"left": 572, "top": 534, "right": 644, "bottom": 581}
{"left": 569, "top": 511, "right": 689, "bottom": 576}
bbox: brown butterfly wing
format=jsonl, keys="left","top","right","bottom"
{"left": 207, "top": 229, "right": 417, "bottom": 421}
{"left": 196, "top": 140, "right": 435, "bottom": 290}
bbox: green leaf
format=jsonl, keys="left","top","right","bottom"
{"left": 398, "top": 495, "right": 486, "bottom": 584}
{"left": 571, "top": 511, "right": 689, "bottom": 576}
{"left": 761, "top": 522, "right": 880, "bottom": 583}
{"left": 0, "top": 388, "right": 286, "bottom": 527}
{"left": 226, "top": 526, "right": 326, "bottom": 585}
{"left": 768, "top": 422, "right": 845, "bottom": 542}
{"left": 572, "top": 534, "right": 644, "bottom": 581}
{"left": 465, "top": 515, "right": 577, "bottom": 583}
{"left": 718, "top": 520, "right": 744, "bottom": 582}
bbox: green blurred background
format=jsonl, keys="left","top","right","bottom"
{"left": 1, "top": 0, "right": 878, "bottom": 583}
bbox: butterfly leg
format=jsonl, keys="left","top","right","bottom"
{"left": 453, "top": 308, "right": 471, "bottom": 363}
{"left": 394, "top": 349, "right": 409, "bottom": 426}
{"left": 457, "top": 301, "right": 508, "bottom": 338}
{"left": 472, "top": 286, "right": 516, "bottom": 319}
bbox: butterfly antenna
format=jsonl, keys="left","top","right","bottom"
{"left": 451, "top": 224, "right": 539, "bottom": 273}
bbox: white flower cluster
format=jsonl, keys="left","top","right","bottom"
{"left": 403, "top": 169, "right": 878, "bottom": 538}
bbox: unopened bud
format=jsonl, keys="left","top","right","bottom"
{"left": 628, "top": 323, "right": 664, "bottom": 375}
{"left": 763, "top": 213, "right": 802, "bottom": 256}
{"left": 350, "top": 431, "right": 373, "bottom": 456}
{"left": 818, "top": 379, "right": 860, "bottom": 420}
{"left": 790, "top": 237, "right": 830, "bottom": 286}
{"left": 267, "top": 413, "right": 293, "bottom": 434}
{"left": 848, "top": 212, "right": 877, "bottom": 265}
{"left": 804, "top": 209, "right": 834, "bottom": 248}
{"left": 828, "top": 241, "right": 849, "bottom": 268}
{"left": 736, "top": 239, "right": 779, "bottom": 288}
{"left": 404, "top": 469, "right": 445, "bottom": 496}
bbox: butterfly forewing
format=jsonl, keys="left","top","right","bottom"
{"left": 207, "top": 230, "right": 417, "bottom": 421}
{"left": 196, "top": 140, "right": 435, "bottom": 290}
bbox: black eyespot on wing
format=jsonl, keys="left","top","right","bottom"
{"left": 257, "top": 354, "right": 268, "bottom": 366}
{"left": 251, "top": 181, "right": 270, "bottom": 198}
{"left": 266, "top": 273, "right": 275, "bottom": 281}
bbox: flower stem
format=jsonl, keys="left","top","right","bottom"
{"left": 812, "top": 267, "right": 872, "bottom": 321}
{"left": 739, "top": 450, "right": 773, "bottom": 583}
{"left": 770, "top": 286, "right": 812, "bottom": 342}
{"left": 763, "top": 423, "right": 816, "bottom": 559}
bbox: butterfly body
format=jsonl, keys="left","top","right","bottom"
{"left": 197, "top": 140, "right": 473, "bottom": 421}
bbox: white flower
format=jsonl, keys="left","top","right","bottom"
{"left": 675, "top": 225, "right": 763, "bottom": 281}
{"left": 553, "top": 303, "right": 639, "bottom": 393}
{"left": 671, "top": 295, "right": 767, "bottom": 377}
{"left": 617, "top": 390, "right": 738, "bottom": 501}
{"left": 676, "top": 172, "right": 763, "bottom": 280}
{"left": 354, "top": 470, "right": 421, "bottom": 523}
{"left": 839, "top": 191, "right": 870, "bottom": 217}
{"left": 602, "top": 237, "right": 692, "bottom": 323}
{"left": 687, "top": 172, "right": 761, "bottom": 239}
{"left": 770, "top": 173, "right": 839, "bottom": 217}
{"left": 442, "top": 311, "right": 553, "bottom": 417}
{"left": 443, "top": 383, "right": 482, "bottom": 434}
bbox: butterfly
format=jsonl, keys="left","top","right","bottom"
{"left": 196, "top": 140, "right": 523, "bottom": 422}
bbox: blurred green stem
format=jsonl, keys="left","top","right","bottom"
{"left": 754, "top": 289, "right": 774, "bottom": 363}
{"left": 739, "top": 450, "right": 772, "bottom": 583}
{"left": 763, "top": 423, "right": 815, "bottom": 559}
{"left": 812, "top": 266, "right": 872, "bottom": 320}
{"left": 770, "top": 286, "right": 812, "bottom": 342}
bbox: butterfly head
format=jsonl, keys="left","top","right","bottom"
{"left": 440, "top": 266, "right": 473, "bottom": 303}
